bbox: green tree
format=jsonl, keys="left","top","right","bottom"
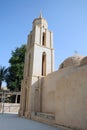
{"left": 0, "top": 66, "right": 8, "bottom": 89}
{"left": 6, "top": 44, "right": 26, "bottom": 91}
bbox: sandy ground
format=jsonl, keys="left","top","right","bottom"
{"left": 0, "top": 113, "right": 63, "bottom": 130}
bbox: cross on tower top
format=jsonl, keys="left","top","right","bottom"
{"left": 39, "top": 11, "right": 42, "bottom": 18}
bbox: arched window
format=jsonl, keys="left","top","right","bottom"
{"left": 42, "top": 32, "right": 46, "bottom": 46}
{"left": 42, "top": 52, "right": 46, "bottom": 76}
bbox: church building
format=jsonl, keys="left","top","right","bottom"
{"left": 19, "top": 14, "right": 87, "bottom": 130}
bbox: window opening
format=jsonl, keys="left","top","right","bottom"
{"left": 42, "top": 52, "right": 46, "bottom": 76}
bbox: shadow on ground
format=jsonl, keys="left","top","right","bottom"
{"left": 0, "top": 113, "right": 63, "bottom": 130}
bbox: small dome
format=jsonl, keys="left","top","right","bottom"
{"left": 33, "top": 14, "right": 48, "bottom": 29}
{"left": 59, "top": 54, "right": 85, "bottom": 69}
{"left": 80, "top": 56, "right": 87, "bottom": 66}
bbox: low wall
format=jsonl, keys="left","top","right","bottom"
{"left": 0, "top": 103, "right": 20, "bottom": 113}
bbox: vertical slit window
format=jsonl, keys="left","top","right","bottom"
{"left": 28, "top": 54, "right": 31, "bottom": 76}
{"left": 42, "top": 32, "right": 46, "bottom": 46}
{"left": 42, "top": 52, "right": 46, "bottom": 76}
{"left": 30, "top": 35, "right": 32, "bottom": 46}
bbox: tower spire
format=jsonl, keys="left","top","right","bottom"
{"left": 39, "top": 11, "right": 42, "bottom": 18}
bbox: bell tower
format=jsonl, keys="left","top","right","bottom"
{"left": 19, "top": 14, "right": 54, "bottom": 117}
{"left": 27, "top": 13, "right": 54, "bottom": 76}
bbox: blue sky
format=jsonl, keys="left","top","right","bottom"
{"left": 0, "top": 0, "right": 87, "bottom": 70}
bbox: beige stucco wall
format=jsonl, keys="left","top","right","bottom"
{"left": 42, "top": 65, "right": 87, "bottom": 130}
{"left": 42, "top": 71, "right": 57, "bottom": 113}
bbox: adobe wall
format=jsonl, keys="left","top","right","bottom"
{"left": 42, "top": 65, "right": 87, "bottom": 130}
